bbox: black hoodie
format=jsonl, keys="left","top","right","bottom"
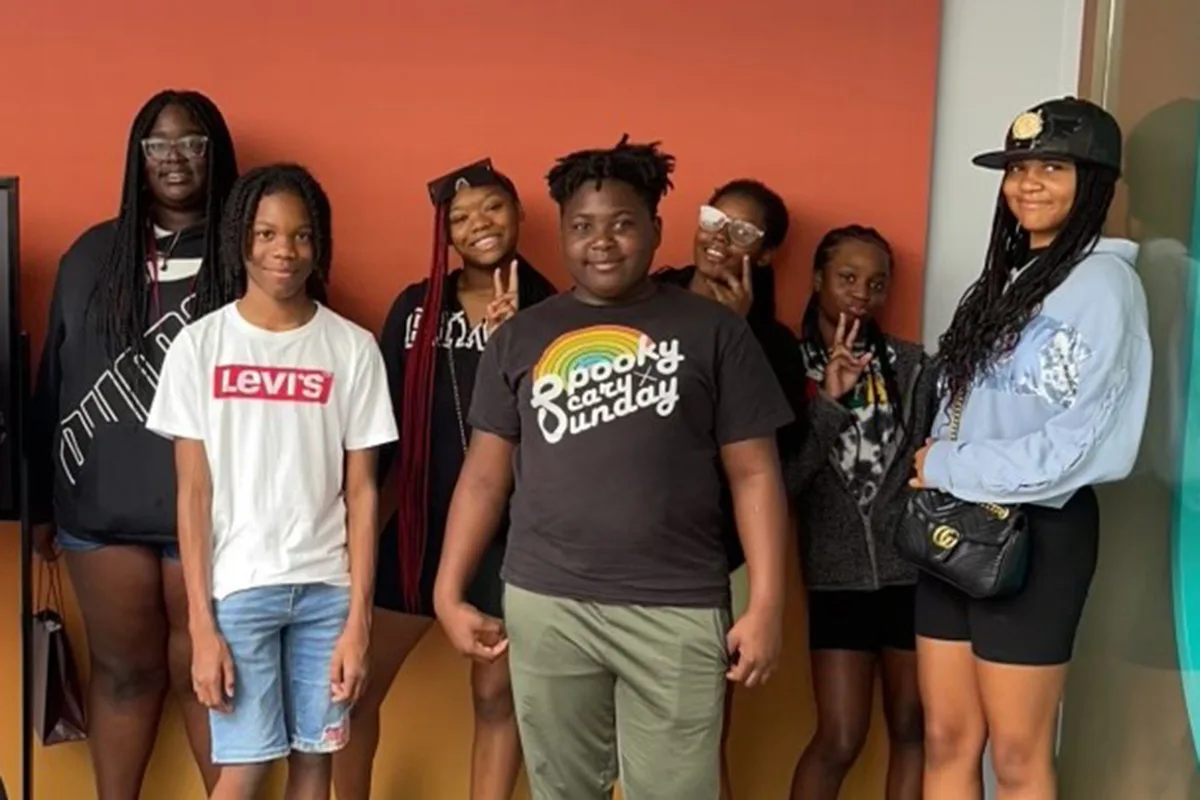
{"left": 28, "top": 220, "right": 207, "bottom": 545}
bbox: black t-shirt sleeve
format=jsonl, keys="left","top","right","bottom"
{"left": 714, "top": 317, "right": 796, "bottom": 446}
{"left": 467, "top": 325, "right": 521, "bottom": 440}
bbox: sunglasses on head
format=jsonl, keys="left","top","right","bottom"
{"left": 698, "top": 205, "right": 765, "bottom": 248}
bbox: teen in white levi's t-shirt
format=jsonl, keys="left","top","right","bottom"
{"left": 151, "top": 300, "right": 394, "bottom": 598}
{"left": 146, "top": 164, "right": 397, "bottom": 798}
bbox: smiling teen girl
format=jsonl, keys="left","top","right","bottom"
{"left": 652, "top": 178, "right": 804, "bottom": 799}
{"left": 910, "top": 98, "right": 1151, "bottom": 800}
{"left": 27, "top": 89, "right": 238, "bottom": 799}
{"left": 333, "top": 160, "right": 555, "bottom": 800}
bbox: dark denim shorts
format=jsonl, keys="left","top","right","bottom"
{"left": 57, "top": 529, "right": 181, "bottom": 561}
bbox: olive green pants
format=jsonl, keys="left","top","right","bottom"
{"left": 504, "top": 584, "right": 729, "bottom": 800}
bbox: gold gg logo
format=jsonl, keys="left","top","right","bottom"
{"left": 931, "top": 525, "right": 960, "bottom": 550}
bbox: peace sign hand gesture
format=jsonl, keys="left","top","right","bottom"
{"left": 823, "top": 312, "right": 872, "bottom": 399}
{"left": 708, "top": 255, "right": 754, "bottom": 317}
{"left": 485, "top": 260, "right": 520, "bottom": 335}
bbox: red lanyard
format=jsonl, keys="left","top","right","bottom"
{"left": 145, "top": 228, "right": 199, "bottom": 320}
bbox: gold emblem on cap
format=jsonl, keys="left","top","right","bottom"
{"left": 454, "top": 177, "right": 471, "bottom": 192}
{"left": 1010, "top": 111, "right": 1044, "bottom": 141}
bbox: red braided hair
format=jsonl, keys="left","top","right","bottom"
{"left": 396, "top": 208, "right": 450, "bottom": 611}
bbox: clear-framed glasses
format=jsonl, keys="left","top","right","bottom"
{"left": 698, "top": 204, "right": 765, "bottom": 248}
{"left": 140, "top": 135, "right": 209, "bottom": 162}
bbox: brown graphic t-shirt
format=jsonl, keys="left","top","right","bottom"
{"left": 469, "top": 283, "right": 795, "bottom": 608}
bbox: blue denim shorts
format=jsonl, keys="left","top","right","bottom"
{"left": 57, "top": 529, "right": 181, "bottom": 560}
{"left": 210, "top": 583, "right": 351, "bottom": 765}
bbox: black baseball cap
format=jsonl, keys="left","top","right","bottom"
{"left": 972, "top": 96, "right": 1123, "bottom": 173}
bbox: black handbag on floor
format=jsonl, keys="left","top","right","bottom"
{"left": 32, "top": 561, "right": 87, "bottom": 746}
{"left": 896, "top": 392, "right": 1030, "bottom": 599}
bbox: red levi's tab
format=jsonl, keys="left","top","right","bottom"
{"left": 213, "top": 365, "right": 334, "bottom": 405}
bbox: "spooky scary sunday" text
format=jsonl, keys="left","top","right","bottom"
{"left": 530, "top": 336, "right": 684, "bottom": 444}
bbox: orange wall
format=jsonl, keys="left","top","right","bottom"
{"left": 0, "top": 2, "right": 940, "bottom": 796}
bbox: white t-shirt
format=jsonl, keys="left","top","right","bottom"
{"left": 146, "top": 302, "right": 398, "bottom": 600}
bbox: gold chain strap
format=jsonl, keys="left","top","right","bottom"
{"left": 946, "top": 391, "right": 1009, "bottom": 520}
{"left": 947, "top": 391, "right": 965, "bottom": 441}
{"left": 982, "top": 503, "right": 1011, "bottom": 519}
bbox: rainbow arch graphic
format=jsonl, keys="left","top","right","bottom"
{"left": 533, "top": 324, "right": 649, "bottom": 384}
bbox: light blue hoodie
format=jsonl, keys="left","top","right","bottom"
{"left": 923, "top": 237, "right": 1151, "bottom": 508}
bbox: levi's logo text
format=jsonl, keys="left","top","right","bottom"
{"left": 213, "top": 365, "right": 334, "bottom": 404}
{"left": 530, "top": 325, "right": 683, "bottom": 444}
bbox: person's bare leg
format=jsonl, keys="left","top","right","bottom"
{"left": 285, "top": 752, "right": 333, "bottom": 800}
{"left": 210, "top": 762, "right": 272, "bottom": 800}
{"left": 162, "top": 557, "right": 220, "bottom": 792}
{"left": 331, "top": 610, "right": 431, "bottom": 800}
{"left": 977, "top": 659, "right": 1068, "bottom": 800}
{"left": 789, "top": 650, "right": 876, "bottom": 800}
{"left": 918, "top": 637, "right": 987, "bottom": 800}
{"left": 64, "top": 546, "right": 169, "bottom": 800}
{"left": 719, "top": 684, "right": 735, "bottom": 800}
{"left": 880, "top": 648, "right": 924, "bottom": 800}
{"left": 470, "top": 655, "right": 523, "bottom": 800}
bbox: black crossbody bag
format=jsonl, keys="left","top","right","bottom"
{"left": 895, "top": 391, "right": 1030, "bottom": 599}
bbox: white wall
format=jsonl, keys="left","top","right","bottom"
{"left": 924, "top": 1, "right": 1086, "bottom": 796}
{"left": 923, "top": 0, "right": 1088, "bottom": 350}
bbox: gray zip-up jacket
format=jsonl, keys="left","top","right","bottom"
{"left": 786, "top": 338, "right": 936, "bottom": 591}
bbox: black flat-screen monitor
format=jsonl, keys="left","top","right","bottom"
{"left": 0, "top": 178, "right": 20, "bottom": 521}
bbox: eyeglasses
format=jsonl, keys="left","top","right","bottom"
{"left": 140, "top": 135, "right": 209, "bottom": 162}
{"left": 698, "top": 205, "right": 765, "bottom": 248}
